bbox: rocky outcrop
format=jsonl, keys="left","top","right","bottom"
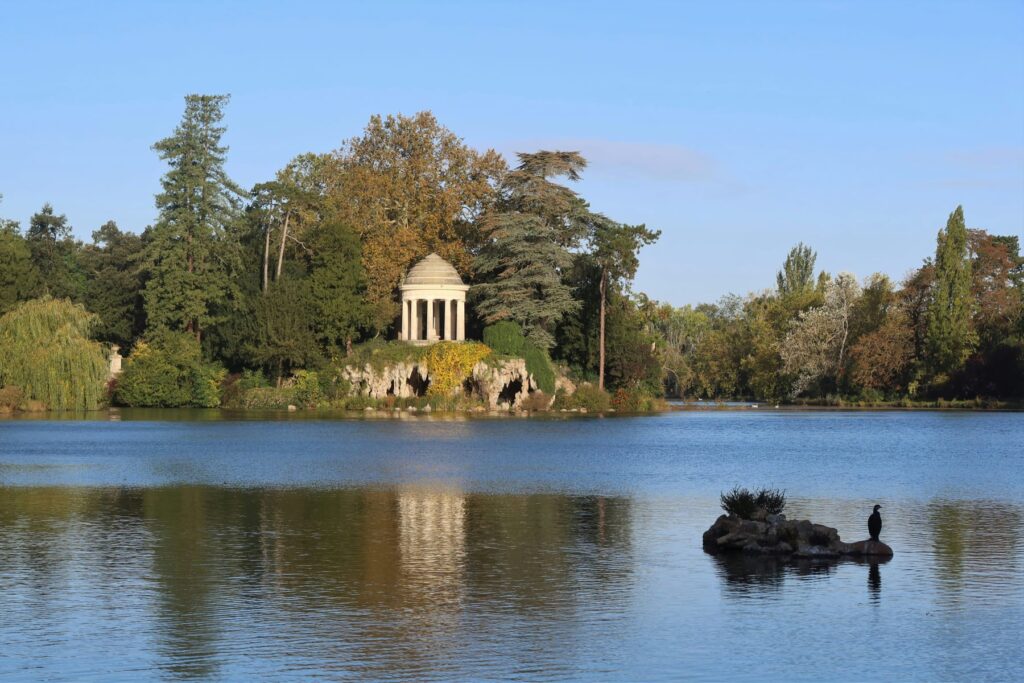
{"left": 467, "top": 358, "right": 533, "bottom": 410}
{"left": 702, "top": 513, "right": 894, "bottom": 558}
{"left": 340, "top": 358, "right": 540, "bottom": 409}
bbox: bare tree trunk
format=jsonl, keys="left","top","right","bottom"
{"left": 262, "top": 221, "right": 272, "bottom": 293}
{"left": 275, "top": 210, "right": 291, "bottom": 282}
{"left": 599, "top": 267, "right": 607, "bottom": 392}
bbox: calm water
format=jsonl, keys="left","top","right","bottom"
{"left": 1, "top": 410, "right": 1022, "bottom": 681}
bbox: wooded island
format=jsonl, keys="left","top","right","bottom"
{"left": 0, "top": 95, "right": 1021, "bottom": 413}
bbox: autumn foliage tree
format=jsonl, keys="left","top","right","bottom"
{"left": 325, "top": 112, "right": 505, "bottom": 331}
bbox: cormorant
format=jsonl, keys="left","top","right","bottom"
{"left": 868, "top": 504, "right": 882, "bottom": 541}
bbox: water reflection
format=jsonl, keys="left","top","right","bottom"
{"left": 868, "top": 562, "right": 881, "bottom": 601}
{"left": 0, "top": 486, "right": 633, "bottom": 680}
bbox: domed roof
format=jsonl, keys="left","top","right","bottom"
{"left": 402, "top": 253, "right": 464, "bottom": 286}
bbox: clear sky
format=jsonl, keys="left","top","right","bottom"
{"left": 1, "top": 0, "right": 1022, "bottom": 305}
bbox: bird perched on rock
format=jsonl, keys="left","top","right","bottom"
{"left": 868, "top": 505, "right": 882, "bottom": 541}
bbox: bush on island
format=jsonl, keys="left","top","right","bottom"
{"left": 424, "top": 341, "right": 491, "bottom": 396}
{"left": 553, "top": 383, "right": 611, "bottom": 412}
{"left": 115, "top": 331, "right": 225, "bottom": 408}
{"left": 482, "top": 321, "right": 556, "bottom": 394}
{"left": 720, "top": 486, "right": 787, "bottom": 519}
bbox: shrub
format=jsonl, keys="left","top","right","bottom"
{"left": 720, "top": 487, "right": 758, "bottom": 518}
{"left": 520, "top": 390, "right": 551, "bottom": 412}
{"left": 424, "top": 341, "right": 491, "bottom": 396}
{"left": 292, "top": 370, "right": 323, "bottom": 407}
{"left": 720, "top": 486, "right": 787, "bottom": 519}
{"left": 553, "top": 383, "right": 611, "bottom": 412}
{"left": 483, "top": 322, "right": 556, "bottom": 393}
{"left": 754, "top": 488, "right": 787, "bottom": 515}
{"left": 482, "top": 321, "right": 526, "bottom": 355}
{"left": 241, "top": 386, "right": 294, "bottom": 409}
{"left": 611, "top": 387, "right": 661, "bottom": 412}
{"left": 115, "top": 332, "right": 225, "bottom": 408}
{"left": 0, "top": 385, "right": 24, "bottom": 412}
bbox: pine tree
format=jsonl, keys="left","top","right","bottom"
{"left": 473, "top": 213, "right": 577, "bottom": 350}
{"left": 143, "top": 94, "right": 244, "bottom": 342}
{"left": 925, "top": 206, "right": 977, "bottom": 377}
{"left": 472, "top": 151, "right": 590, "bottom": 350}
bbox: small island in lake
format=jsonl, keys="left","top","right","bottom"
{"left": 703, "top": 488, "right": 894, "bottom": 560}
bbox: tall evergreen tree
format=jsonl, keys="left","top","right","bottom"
{"left": 472, "top": 151, "right": 590, "bottom": 350}
{"left": 925, "top": 206, "right": 976, "bottom": 377}
{"left": 143, "top": 94, "right": 244, "bottom": 342}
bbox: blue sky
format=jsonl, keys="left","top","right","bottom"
{"left": 1, "top": 0, "right": 1022, "bottom": 305}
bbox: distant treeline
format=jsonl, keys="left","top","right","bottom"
{"left": 1, "top": 94, "right": 1021, "bottom": 410}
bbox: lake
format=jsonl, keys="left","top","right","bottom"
{"left": 1, "top": 409, "right": 1022, "bottom": 681}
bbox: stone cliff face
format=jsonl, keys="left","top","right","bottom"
{"left": 340, "top": 358, "right": 540, "bottom": 410}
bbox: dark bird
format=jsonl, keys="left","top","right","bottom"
{"left": 868, "top": 504, "right": 882, "bottom": 541}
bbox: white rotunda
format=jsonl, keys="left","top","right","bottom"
{"left": 399, "top": 253, "right": 469, "bottom": 343}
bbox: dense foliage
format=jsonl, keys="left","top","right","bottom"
{"left": 0, "top": 298, "right": 108, "bottom": 410}
{"left": 115, "top": 331, "right": 224, "bottom": 407}
{"left": 483, "top": 321, "right": 556, "bottom": 393}
{"left": 1, "top": 97, "right": 1019, "bottom": 411}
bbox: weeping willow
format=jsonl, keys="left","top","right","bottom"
{"left": 0, "top": 297, "right": 108, "bottom": 410}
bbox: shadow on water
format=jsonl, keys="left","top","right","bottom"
{"left": 711, "top": 553, "right": 891, "bottom": 601}
{"left": 0, "top": 486, "right": 634, "bottom": 680}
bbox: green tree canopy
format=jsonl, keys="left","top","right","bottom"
{"left": 0, "top": 297, "right": 108, "bottom": 410}
{"left": 777, "top": 242, "right": 817, "bottom": 298}
{"left": 142, "top": 94, "right": 245, "bottom": 342}
{"left": 79, "top": 220, "right": 145, "bottom": 347}
{"left": 26, "top": 203, "right": 83, "bottom": 300}
{"left": 925, "top": 206, "right": 977, "bottom": 377}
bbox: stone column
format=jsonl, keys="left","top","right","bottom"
{"left": 448, "top": 299, "right": 456, "bottom": 340}
{"left": 457, "top": 299, "right": 465, "bottom": 341}
{"left": 426, "top": 299, "right": 435, "bottom": 341}
{"left": 401, "top": 297, "right": 410, "bottom": 340}
{"left": 410, "top": 299, "right": 419, "bottom": 341}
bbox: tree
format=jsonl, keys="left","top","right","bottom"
{"left": 850, "top": 311, "right": 914, "bottom": 393}
{"left": 326, "top": 112, "right": 506, "bottom": 330}
{"left": 115, "top": 330, "right": 224, "bottom": 407}
{"left": 473, "top": 151, "right": 595, "bottom": 350}
{"left": 142, "top": 94, "right": 245, "bottom": 342}
{"left": 250, "top": 154, "right": 324, "bottom": 292}
{"left": 308, "top": 221, "right": 370, "bottom": 355}
{"left": 589, "top": 216, "right": 660, "bottom": 390}
{"left": 472, "top": 212, "right": 577, "bottom": 350}
{"left": 781, "top": 272, "right": 861, "bottom": 396}
{"left": 925, "top": 206, "right": 976, "bottom": 377}
{"left": 26, "top": 203, "right": 83, "bottom": 300}
{"left": 251, "top": 278, "right": 321, "bottom": 383}
{"left": 777, "top": 242, "right": 817, "bottom": 298}
{"left": 0, "top": 297, "right": 108, "bottom": 410}
{"left": 967, "top": 230, "right": 1023, "bottom": 346}
{"left": 0, "top": 221, "right": 40, "bottom": 315}
{"left": 79, "top": 221, "right": 145, "bottom": 346}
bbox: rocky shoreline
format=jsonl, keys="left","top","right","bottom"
{"left": 703, "top": 512, "right": 893, "bottom": 559}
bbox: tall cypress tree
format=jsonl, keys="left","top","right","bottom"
{"left": 143, "top": 94, "right": 244, "bottom": 342}
{"left": 926, "top": 205, "right": 977, "bottom": 376}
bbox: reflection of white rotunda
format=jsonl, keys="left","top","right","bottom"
{"left": 399, "top": 253, "right": 469, "bottom": 343}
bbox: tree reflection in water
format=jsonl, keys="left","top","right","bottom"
{"left": 0, "top": 486, "right": 634, "bottom": 680}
